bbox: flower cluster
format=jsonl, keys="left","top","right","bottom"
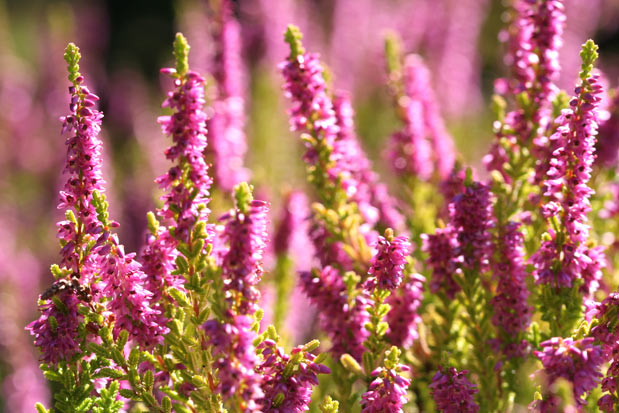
{"left": 360, "top": 347, "right": 410, "bottom": 412}
{"left": 429, "top": 366, "right": 479, "bottom": 413}
{"left": 385, "top": 273, "right": 425, "bottom": 349}
{"left": 299, "top": 266, "right": 369, "bottom": 361}
{"left": 534, "top": 337, "right": 604, "bottom": 405}
{"left": 450, "top": 181, "right": 493, "bottom": 273}
{"left": 366, "top": 230, "right": 411, "bottom": 291}
{"left": 256, "top": 339, "right": 329, "bottom": 411}
{"left": 531, "top": 41, "right": 604, "bottom": 290}
{"left": 490, "top": 221, "right": 531, "bottom": 358}
{"left": 422, "top": 227, "right": 460, "bottom": 299}
{"left": 220, "top": 196, "right": 269, "bottom": 316}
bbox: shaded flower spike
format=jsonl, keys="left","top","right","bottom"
{"left": 208, "top": 0, "right": 250, "bottom": 191}
{"left": 450, "top": 179, "right": 493, "bottom": 273}
{"left": 534, "top": 337, "right": 604, "bottom": 406}
{"left": 257, "top": 339, "right": 330, "bottom": 412}
{"left": 429, "top": 366, "right": 480, "bottom": 413}
{"left": 332, "top": 92, "right": 404, "bottom": 230}
{"left": 490, "top": 221, "right": 532, "bottom": 359}
{"left": 361, "top": 347, "right": 410, "bottom": 413}
{"left": 385, "top": 273, "right": 425, "bottom": 349}
{"left": 422, "top": 227, "right": 460, "bottom": 299}
{"left": 202, "top": 315, "right": 264, "bottom": 408}
{"left": 388, "top": 54, "right": 455, "bottom": 181}
{"left": 27, "top": 291, "right": 81, "bottom": 365}
{"left": 220, "top": 183, "right": 270, "bottom": 316}
{"left": 299, "top": 266, "right": 369, "bottom": 361}
{"left": 367, "top": 228, "right": 411, "bottom": 291}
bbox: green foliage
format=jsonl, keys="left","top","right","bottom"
{"left": 319, "top": 396, "right": 340, "bottom": 413}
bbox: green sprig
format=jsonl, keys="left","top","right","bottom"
{"left": 284, "top": 25, "right": 305, "bottom": 60}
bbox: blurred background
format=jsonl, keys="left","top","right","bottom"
{"left": 1, "top": 0, "right": 619, "bottom": 411}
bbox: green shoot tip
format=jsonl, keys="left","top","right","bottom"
{"left": 284, "top": 25, "right": 305, "bottom": 60}
{"left": 173, "top": 33, "right": 190, "bottom": 76}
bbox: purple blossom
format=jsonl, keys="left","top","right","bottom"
{"left": 155, "top": 69, "right": 212, "bottom": 244}
{"left": 590, "top": 292, "right": 619, "bottom": 346}
{"left": 220, "top": 199, "right": 269, "bottom": 316}
{"left": 531, "top": 70, "right": 604, "bottom": 289}
{"left": 208, "top": 0, "right": 250, "bottom": 191}
{"left": 388, "top": 55, "right": 455, "bottom": 181}
{"left": 257, "top": 340, "right": 329, "bottom": 412}
{"left": 99, "top": 238, "right": 169, "bottom": 348}
{"left": 202, "top": 316, "right": 263, "bottom": 408}
{"left": 57, "top": 81, "right": 105, "bottom": 273}
{"left": 429, "top": 366, "right": 479, "bottom": 413}
{"left": 450, "top": 181, "right": 493, "bottom": 273}
{"left": 140, "top": 228, "right": 180, "bottom": 301}
{"left": 142, "top": 66, "right": 213, "bottom": 295}
{"left": 534, "top": 337, "right": 604, "bottom": 405}
{"left": 361, "top": 363, "right": 411, "bottom": 412}
{"left": 386, "top": 273, "right": 425, "bottom": 349}
{"left": 367, "top": 233, "right": 411, "bottom": 291}
{"left": 280, "top": 51, "right": 339, "bottom": 159}
{"left": 26, "top": 291, "right": 82, "bottom": 365}
{"left": 422, "top": 227, "right": 460, "bottom": 299}
{"left": 490, "top": 221, "right": 532, "bottom": 358}
{"left": 299, "top": 266, "right": 369, "bottom": 361}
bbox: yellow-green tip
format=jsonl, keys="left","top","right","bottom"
{"left": 173, "top": 32, "right": 190, "bottom": 76}
{"left": 579, "top": 39, "right": 599, "bottom": 80}
{"left": 64, "top": 42, "right": 81, "bottom": 84}
{"left": 284, "top": 24, "right": 305, "bottom": 60}
{"left": 234, "top": 182, "right": 254, "bottom": 215}
{"left": 384, "top": 31, "right": 403, "bottom": 75}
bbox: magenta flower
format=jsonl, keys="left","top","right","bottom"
{"left": 367, "top": 232, "right": 411, "bottom": 291}
{"left": 280, "top": 51, "right": 339, "bottom": 161}
{"left": 531, "top": 65, "right": 604, "bottom": 290}
{"left": 490, "top": 221, "right": 532, "bottom": 357}
{"left": 99, "top": 238, "right": 169, "bottom": 348}
{"left": 386, "top": 273, "right": 425, "bottom": 349}
{"left": 450, "top": 181, "right": 493, "bottom": 273}
{"left": 26, "top": 291, "right": 81, "bottom": 365}
{"left": 142, "top": 64, "right": 213, "bottom": 295}
{"left": 257, "top": 340, "right": 330, "bottom": 412}
{"left": 202, "top": 316, "right": 264, "bottom": 408}
{"left": 429, "top": 366, "right": 479, "bottom": 413}
{"left": 57, "top": 80, "right": 105, "bottom": 274}
{"left": 220, "top": 199, "right": 270, "bottom": 316}
{"left": 422, "top": 227, "right": 460, "bottom": 299}
{"left": 534, "top": 337, "right": 604, "bottom": 405}
{"left": 155, "top": 69, "right": 212, "bottom": 243}
{"left": 361, "top": 363, "right": 410, "bottom": 412}
{"left": 299, "top": 266, "right": 369, "bottom": 361}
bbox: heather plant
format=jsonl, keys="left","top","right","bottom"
{"left": 20, "top": 0, "right": 619, "bottom": 412}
